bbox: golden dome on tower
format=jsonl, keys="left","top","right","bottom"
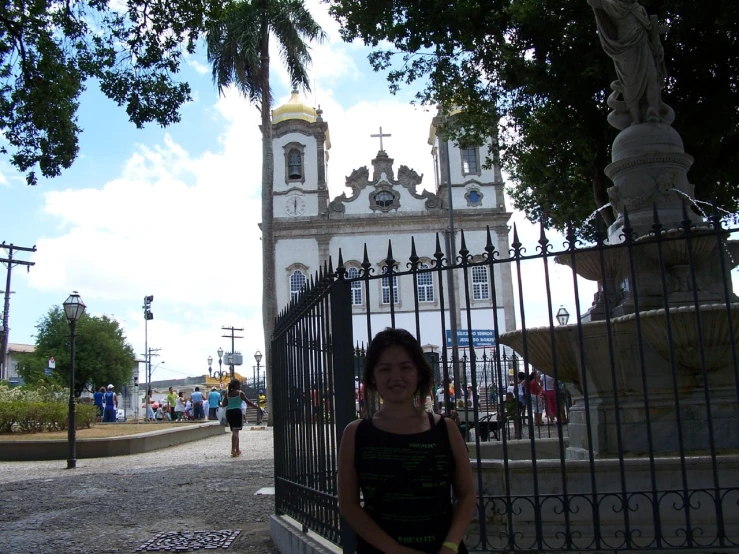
{"left": 272, "top": 90, "right": 317, "bottom": 124}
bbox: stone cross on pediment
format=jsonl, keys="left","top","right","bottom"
{"left": 370, "top": 127, "right": 391, "bottom": 152}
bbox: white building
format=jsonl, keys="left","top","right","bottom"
{"left": 2, "top": 342, "right": 34, "bottom": 385}
{"left": 271, "top": 92, "right": 515, "bottom": 354}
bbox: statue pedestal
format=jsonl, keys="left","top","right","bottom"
{"left": 606, "top": 123, "right": 700, "bottom": 242}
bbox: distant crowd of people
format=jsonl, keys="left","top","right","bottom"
{"left": 140, "top": 385, "right": 266, "bottom": 425}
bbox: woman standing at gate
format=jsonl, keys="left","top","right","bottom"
{"left": 338, "top": 328, "right": 475, "bottom": 554}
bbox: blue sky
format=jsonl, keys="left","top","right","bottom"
{"left": 1, "top": 0, "right": 596, "bottom": 382}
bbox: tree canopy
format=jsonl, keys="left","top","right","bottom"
{"left": 329, "top": 0, "right": 739, "bottom": 232}
{"left": 18, "top": 306, "right": 136, "bottom": 395}
{"left": 0, "top": 0, "right": 224, "bottom": 185}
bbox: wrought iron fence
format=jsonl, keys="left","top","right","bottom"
{"left": 272, "top": 205, "right": 739, "bottom": 552}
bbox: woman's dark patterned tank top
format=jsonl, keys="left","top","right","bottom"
{"left": 354, "top": 412, "right": 456, "bottom": 554}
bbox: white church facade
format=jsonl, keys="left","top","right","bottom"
{"left": 271, "top": 92, "right": 516, "bottom": 355}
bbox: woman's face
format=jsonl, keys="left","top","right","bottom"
{"left": 372, "top": 345, "right": 419, "bottom": 403}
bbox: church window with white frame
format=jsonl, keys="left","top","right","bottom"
{"left": 416, "top": 263, "right": 434, "bottom": 302}
{"left": 472, "top": 266, "right": 490, "bottom": 300}
{"left": 461, "top": 147, "right": 479, "bottom": 174}
{"left": 381, "top": 265, "right": 399, "bottom": 305}
{"left": 290, "top": 270, "right": 307, "bottom": 302}
{"left": 347, "top": 266, "right": 363, "bottom": 306}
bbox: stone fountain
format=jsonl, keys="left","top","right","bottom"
{"left": 465, "top": 4, "right": 739, "bottom": 548}
{"left": 499, "top": 1, "right": 739, "bottom": 460}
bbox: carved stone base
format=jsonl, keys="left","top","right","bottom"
{"left": 566, "top": 389, "right": 739, "bottom": 458}
{"left": 606, "top": 123, "right": 700, "bottom": 242}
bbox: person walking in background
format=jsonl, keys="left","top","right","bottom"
{"left": 174, "top": 391, "right": 185, "bottom": 421}
{"left": 338, "top": 328, "right": 475, "bottom": 554}
{"left": 166, "top": 387, "right": 177, "bottom": 421}
{"left": 145, "top": 389, "right": 155, "bottom": 421}
{"left": 541, "top": 373, "right": 558, "bottom": 425}
{"left": 207, "top": 387, "right": 221, "bottom": 420}
{"left": 221, "top": 379, "right": 259, "bottom": 457}
{"left": 191, "top": 387, "right": 205, "bottom": 420}
{"left": 93, "top": 386, "right": 105, "bottom": 423}
{"left": 102, "top": 384, "right": 117, "bottom": 423}
{"left": 529, "top": 371, "right": 544, "bottom": 426}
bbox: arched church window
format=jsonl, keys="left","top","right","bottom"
{"left": 288, "top": 149, "right": 302, "bottom": 179}
{"left": 290, "top": 270, "right": 307, "bottom": 302}
{"left": 472, "top": 266, "right": 490, "bottom": 300}
{"left": 347, "top": 266, "right": 362, "bottom": 306}
{"left": 461, "top": 148, "right": 479, "bottom": 174}
{"left": 381, "top": 265, "right": 399, "bottom": 304}
{"left": 416, "top": 263, "right": 434, "bottom": 302}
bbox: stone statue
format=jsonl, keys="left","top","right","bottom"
{"left": 588, "top": 0, "right": 674, "bottom": 129}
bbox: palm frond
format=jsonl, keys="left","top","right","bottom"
{"left": 268, "top": 0, "right": 327, "bottom": 92}
{"left": 206, "top": 1, "right": 263, "bottom": 101}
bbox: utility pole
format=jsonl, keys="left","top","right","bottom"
{"left": 143, "top": 295, "right": 154, "bottom": 420}
{"left": 147, "top": 347, "right": 161, "bottom": 388}
{"left": 221, "top": 326, "right": 244, "bottom": 379}
{"left": 0, "top": 242, "right": 36, "bottom": 381}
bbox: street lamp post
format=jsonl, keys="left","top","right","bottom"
{"left": 217, "top": 347, "right": 225, "bottom": 388}
{"left": 207, "top": 355, "right": 213, "bottom": 377}
{"left": 556, "top": 305, "right": 570, "bottom": 326}
{"left": 63, "top": 291, "right": 86, "bottom": 470}
{"left": 254, "top": 350, "right": 262, "bottom": 391}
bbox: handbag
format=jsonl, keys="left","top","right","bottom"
{"left": 216, "top": 407, "right": 228, "bottom": 426}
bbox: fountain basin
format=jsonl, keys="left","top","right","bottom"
{"left": 631, "top": 303, "right": 739, "bottom": 375}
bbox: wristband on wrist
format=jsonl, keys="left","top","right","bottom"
{"left": 442, "top": 542, "right": 459, "bottom": 553}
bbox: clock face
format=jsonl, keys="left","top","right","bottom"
{"left": 285, "top": 194, "right": 306, "bottom": 216}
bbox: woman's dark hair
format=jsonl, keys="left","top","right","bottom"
{"left": 363, "top": 328, "right": 433, "bottom": 402}
{"left": 228, "top": 378, "right": 241, "bottom": 392}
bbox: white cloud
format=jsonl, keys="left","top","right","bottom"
{"left": 26, "top": 87, "right": 267, "bottom": 381}
{"left": 186, "top": 58, "right": 210, "bottom": 75}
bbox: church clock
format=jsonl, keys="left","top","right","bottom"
{"left": 285, "top": 194, "right": 306, "bottom": 216}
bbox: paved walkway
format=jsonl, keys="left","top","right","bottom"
{"left": 0, "top": 428, "right": 278, "bottom": 553}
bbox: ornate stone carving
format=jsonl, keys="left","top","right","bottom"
{"left": 396, "top": 165, "right": 423, "bottom": 191}
{"left": 371, "top": 151, "right": 395, "bottom": 182}
{"left": 344, "top": 167, "right": 370, "bottom": 197}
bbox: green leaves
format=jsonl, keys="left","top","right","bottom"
{"left": 329, "top": 0, "right": 739, "bottom": 234}
{"left": 21, "top": 306, "right": 137, "bottom": 396}
{"left": 0, "top": 0, "right": 224, "bottom": 185}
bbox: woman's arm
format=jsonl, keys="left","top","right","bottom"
{"left": 338, "top": 420, "right": 423, "bottom": 554}
{"left": 440, "top": 417, "right": 477, "bottom": 553}
{"left": 240, "top": 391, "right": 258, "bottom": 408}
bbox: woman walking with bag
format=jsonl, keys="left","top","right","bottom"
{"left": 338, "top": 328, "right": 476, "bottom": 554}
{"left": 221, "top": 379, "right": 259, "bottom": 457}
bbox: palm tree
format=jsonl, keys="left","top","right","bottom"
{"left": 207, "top": 0, "right": 325, "bottom": 425}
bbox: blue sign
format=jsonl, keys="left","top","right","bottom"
{"left": 44, "top": 368, "right": 52, "bottom": 376}
{"left": 445, "top": 329, "right": 496, "bottom": 348}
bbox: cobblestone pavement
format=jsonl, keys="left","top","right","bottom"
{"left": 0, "top": 427, "right": 279, "bottom": 554}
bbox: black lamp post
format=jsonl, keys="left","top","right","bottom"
{"left": 254, "top": 350, "right": 263, "bottom": 391}
{"left": 63, "top": 291, "right": 86, "bottom": 470}
{"left": 207, "top": 355, "right": 213, "bottom": 377}
{"left": 217, "top": 347, "right": 226, "bottom": 387}
{"left": 556, "top": 305, "right": 570, "bottom": 326}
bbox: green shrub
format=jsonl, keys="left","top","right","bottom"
{"left": 0, "top": 401, "right": 98, "bottom": 433}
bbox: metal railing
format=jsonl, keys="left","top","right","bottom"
{"left": 272, "top": 205, "right": 739, "bottom": 551}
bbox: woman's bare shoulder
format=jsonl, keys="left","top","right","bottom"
{"left": 344, "top": 418, "right": 363, "bottom": 434}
